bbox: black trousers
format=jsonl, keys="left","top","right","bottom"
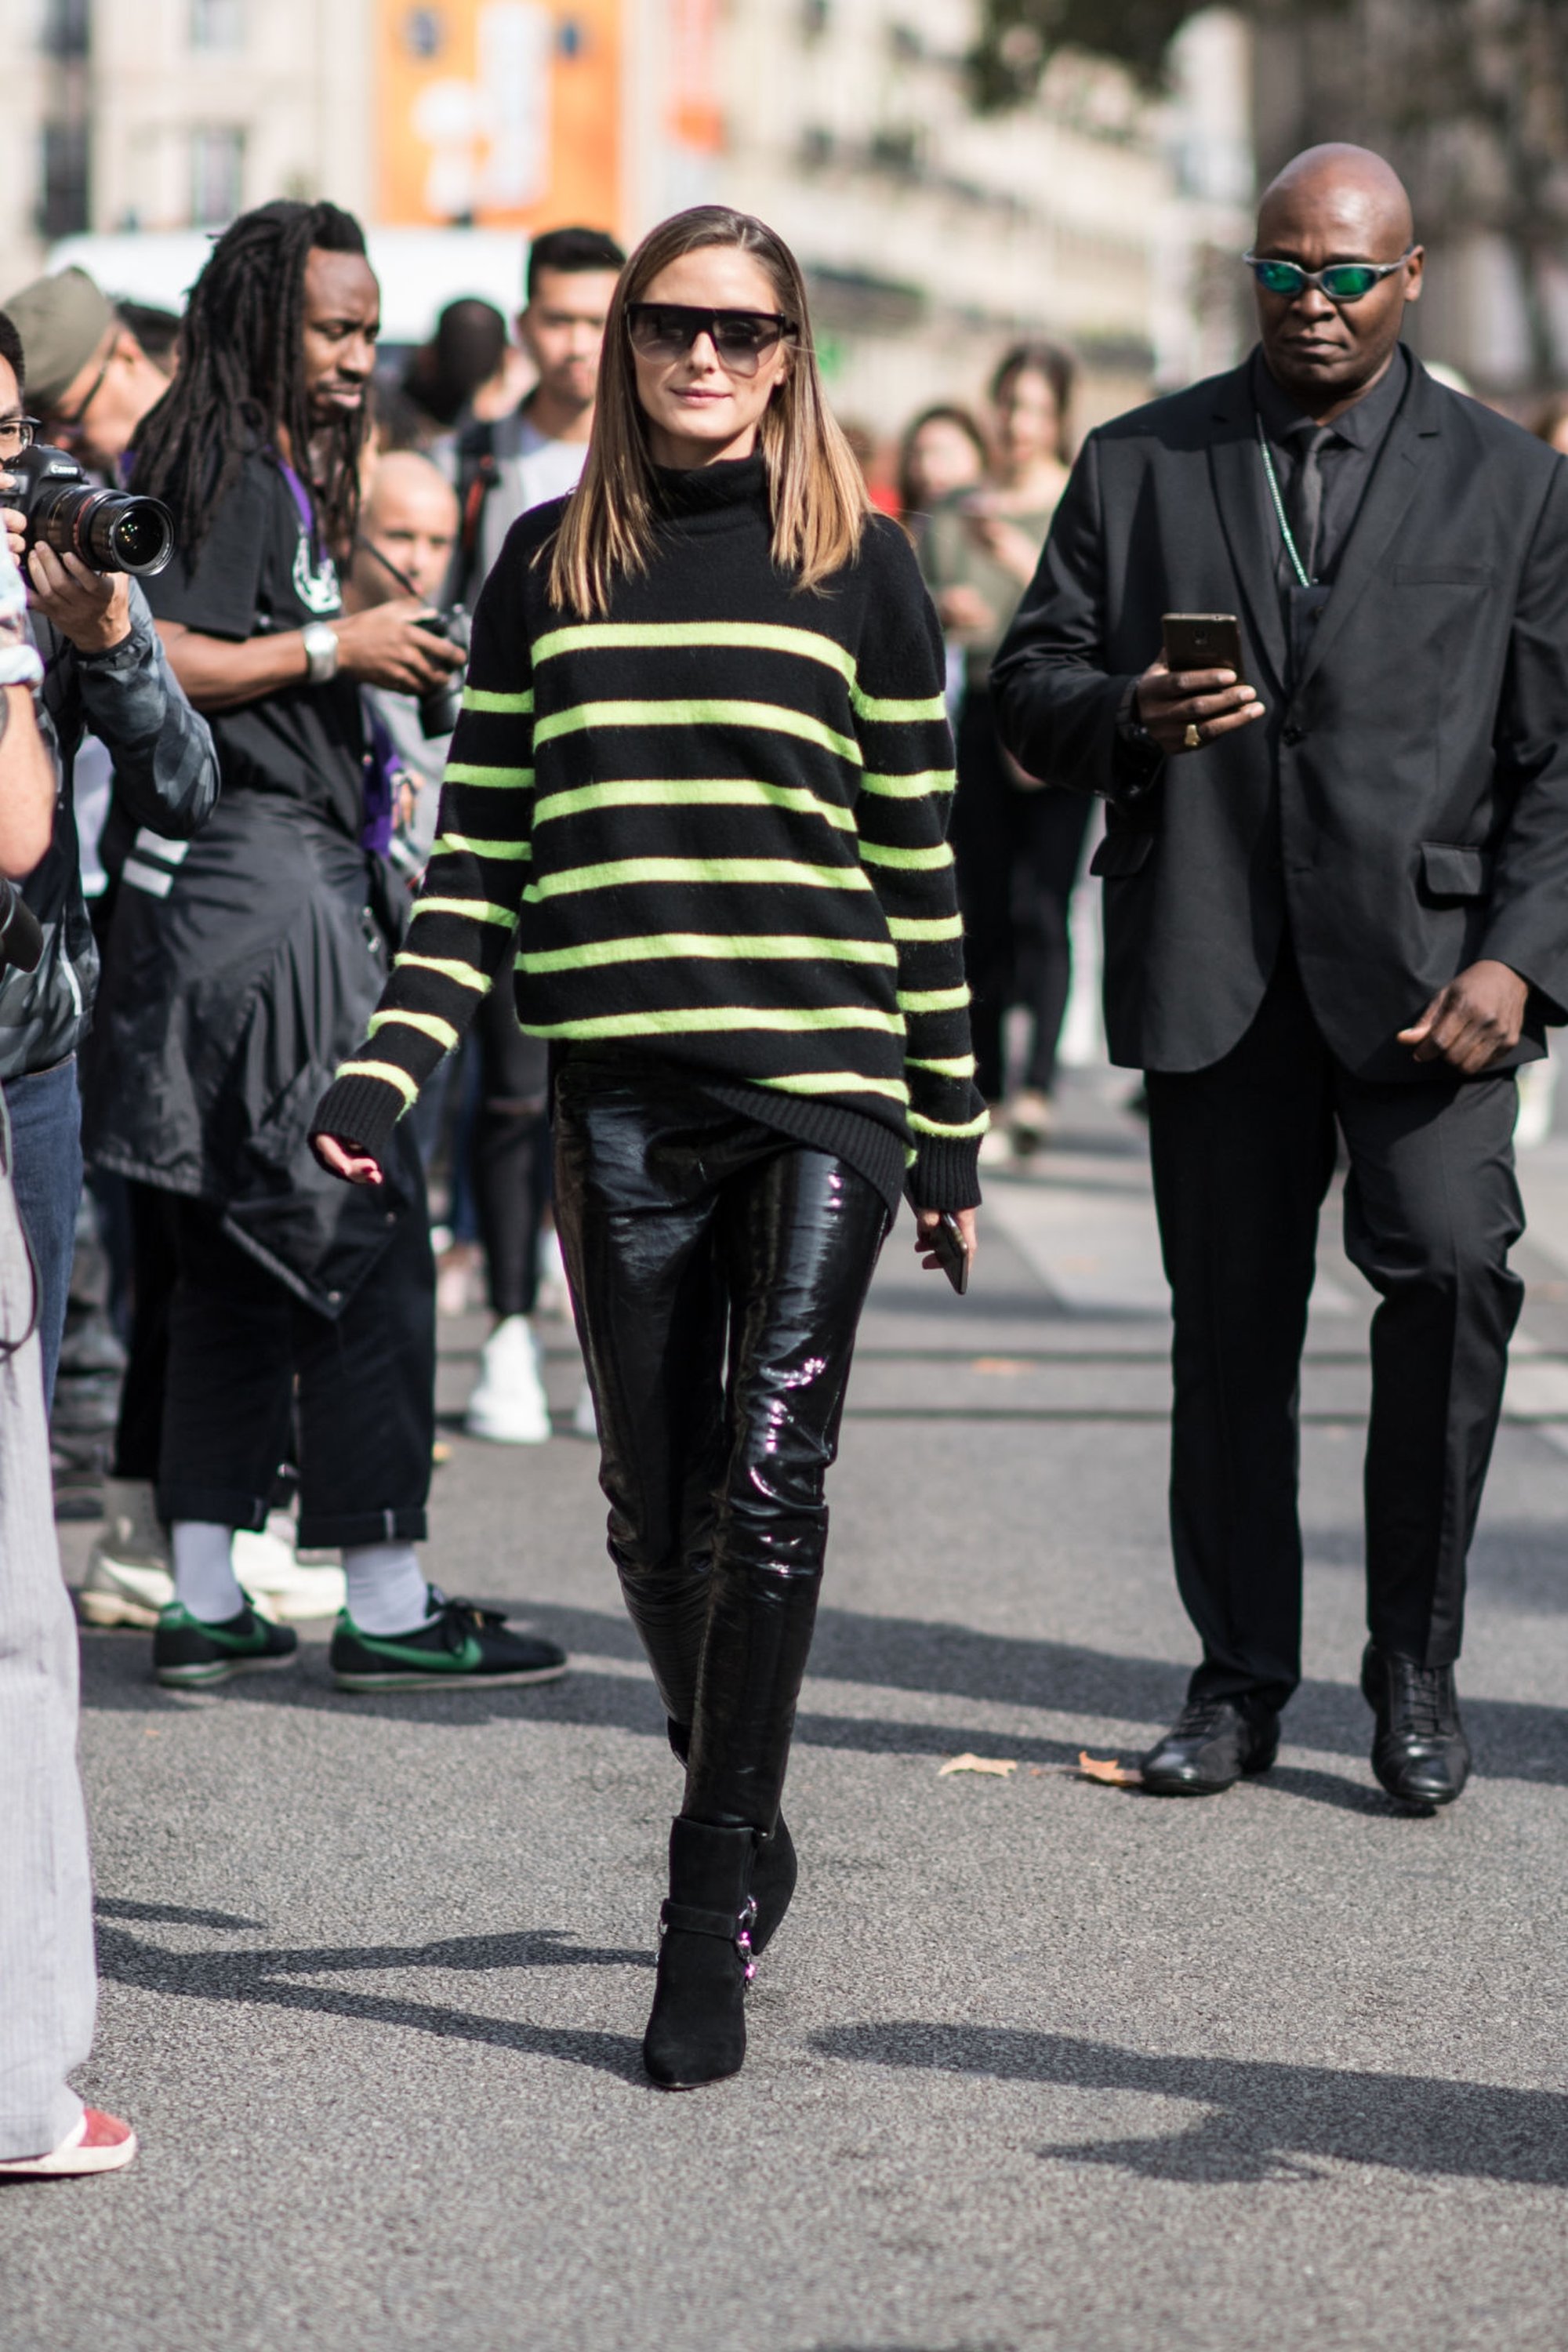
{"left": 1145, "top": 951, "right": 1523, "bottom": 1712}
{"left": 154, "top": 1193, "right": 435, "bottom": 1549}
{"left": 111, "top": 1179, "right": 176, "bottom": 1483}
{"left": 472, "top": 981, "right": 551, "bottom": 1319}
{"left": 552, "top": 1060, "right": 887, "bottom": 1832}
{"left": 951, "top": 690, "right": 1091, "bottom": 1100}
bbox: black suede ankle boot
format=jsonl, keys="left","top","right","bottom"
{"left": 666, "top": 1719, "right": 797, "bottom": 1955}
{"left": 643, "top": 1817, "right": 758, "bottom": 2090}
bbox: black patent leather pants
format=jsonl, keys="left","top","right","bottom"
{"left": 553, "top": 1060, "right": 888, "bottom": 1834}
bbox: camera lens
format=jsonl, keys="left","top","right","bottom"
{"left": 99, "top": 499, "right": 175, "bottom": 576}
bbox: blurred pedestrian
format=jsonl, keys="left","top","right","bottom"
{"left": 312, "top": 204, "right": 983, "bottom": 2088}
{"left": 1534, "top": 392, "right": 1568, "bottom": 457}
{"left": 921, "top": 343, "right": 1079, "bottom": 1157}
{"left": 402, "top": 296, "right": 510, "bottom": 437}
{"left": 996, "top": 143, "right": 1568, "bottom": 1812}
{"left": 0, "top": 544, "right": 134, "bottom": 2180}
{"left": 896, "top": 403, "right": 989, "bottom": 541}
{"left": 448, "top": 226, "right": 624, "bottom": 601}
{"left": 85, "top": 200, "right": 567, "bottom": 1696}
{"left": 5, "top": 268, "right": 172, "bottom": 485}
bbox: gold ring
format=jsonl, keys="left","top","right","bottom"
{"left": 1183, "top": 722, "right": 1202, "bottom": 750}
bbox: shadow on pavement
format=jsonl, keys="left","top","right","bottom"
{"left": 811, "top": 2023, "right": 1568, "bottom": 2187}
{"left": 77, "top": 1601, "right": 1568, "bottom": 1790}
{"left": 94, "top": 1920, "right": 649, "bottom": 2081}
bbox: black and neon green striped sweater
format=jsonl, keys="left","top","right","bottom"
{"left": 314, "top": 455, "right": 985, "bottom": 1211}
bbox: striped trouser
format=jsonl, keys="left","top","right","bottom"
{"left": 0, "top": 1098, "right": 95, "bottom": 2159}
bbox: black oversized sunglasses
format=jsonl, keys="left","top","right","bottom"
{"left": 1243, "top": 249, "right": 1416, "bottom": 303}
{"left": 626, "top": 303, "right": 795, "bottom": 377}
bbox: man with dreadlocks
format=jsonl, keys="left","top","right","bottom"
{"left": 85, "top": 200, "right": 568, "bottom": 1696}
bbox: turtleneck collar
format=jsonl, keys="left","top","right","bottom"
{"left": 652, "top": 451, "right": 771, "bottom": 521}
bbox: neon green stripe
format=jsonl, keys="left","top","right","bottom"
{"left": 532, "top": 778, "right": 855, "bottom": 831}
{"left": 390, "top": 950, "right": 489, "bottom": 991}
{"left": 532, "top": 620, "right": 856, "bottom": 683}
{"left": 334, "top": 1059, "right": 418, "bottom": 1105}
{"left": 535, "top": 699, "right": 862, "bottom": 766}
{"left": 909, "top": 1106, "right": 990, "bottom": 1138}
{"left": 908, "top": 1054, "right": 976, "bottom": 1078}
{"left": 430, "top": 834, "right": 533, "bottom": 861}
{"left": 368, "top": 1008, "right": 459, "bottom": 1051}
{"left": 851, "top": 689, "right": 947, "bottom": 724}
{"left": 756, "top": 1071, "right": 909, "bottom": 1103}
{"left": 444, "top": 763, "right": 534, "bottom": 788}
{"left": 860, "top": 768, "right": 956, "bottom": 798}
{"left": 411, "top": 895, "right": 517, "bottom": 927}
{"left": 521, "top": 1005, "right": 905, "bottom": 1042}
{"left": 860, "top": 840, "right": 953, "bottom": 871}
{"left": 524, "top": 857, "right": 871, "bottom": 902}
{"left": 461, "top": 687, "right": 532, "bottom": 714}
{"left": 887, "top": 913, "right": 963, "bottom": 941}
{"left": 898, "top": 985, "right": 971, "bottom": 1013}
{"left": 516, "top": 931, "right": 898, "bottom": 975}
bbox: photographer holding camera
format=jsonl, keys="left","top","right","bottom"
{"left": 85, "top": 200, "right": 565, "bottom": 1693}
{"left": 0, "top": 307, "right": 217, "bottom": 1407}
{"left": 0, "top": 533, "right": 136, "bottom": 2182}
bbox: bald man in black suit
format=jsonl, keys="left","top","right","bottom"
{"left": 994, "top": 145, "right": 1568, "bottom": 1811}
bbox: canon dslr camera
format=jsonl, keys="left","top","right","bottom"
{"left": 8, "top": 445, "right": 175, "bottom": 578}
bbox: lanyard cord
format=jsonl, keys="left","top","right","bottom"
{"left": 1256, "top": 412, "right": 1314, "bottom": 589}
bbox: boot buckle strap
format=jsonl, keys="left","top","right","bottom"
{"left": 659, "top": 1895, "right": 758, "bottom": 1982}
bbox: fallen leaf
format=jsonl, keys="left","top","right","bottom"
{"left": 1075, "top": 1751, "right": 1141, "bottom": 1787}
{"left": 938, "top": 1753, "right": 1018, "bottom": 1779}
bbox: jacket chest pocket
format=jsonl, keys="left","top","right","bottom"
{"left": 1393, "top": 564, "right": 1497, "bottom": 589}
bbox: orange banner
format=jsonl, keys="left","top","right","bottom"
{"left": 376, "top": 0, "right": 622, "bottom": 231}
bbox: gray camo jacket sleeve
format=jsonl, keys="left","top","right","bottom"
{"left": 73, "top": 581, "right": 218, "bottom": 838}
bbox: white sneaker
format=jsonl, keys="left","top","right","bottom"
{"left": 78, "top": 1478, "right": 172, "bottom": 1628}
{"left": 465, "top": 1316, "right": 552, "bottom": 1444}
{"left": 233, "top": 1514, "right": 347, "bottom": 1622}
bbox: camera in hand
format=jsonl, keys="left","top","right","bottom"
{"left": 7, "top": 445, "right": 175, "bottom": 579}
{"left": 414, "top": 606, "right": 470, "bottom": 739}
{"left": 0, "top": 876, "right": 43, "bottom": 974}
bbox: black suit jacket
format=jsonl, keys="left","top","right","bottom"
{"left": 991, "top": 352, "right": 1568, "bottom": 1078}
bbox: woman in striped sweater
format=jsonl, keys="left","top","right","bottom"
{"left": 313, "top": 205, "right": 983, "bottom": 2089}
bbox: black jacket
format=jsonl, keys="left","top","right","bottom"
{"left": 0, "top": 587, "right": 219, "bottom": 1080}
{"left": 991, "top": 353, "right": 1568, "bottom": 1079}
{"left": 83, "top": 791, "right": 421, "bottom": 1317}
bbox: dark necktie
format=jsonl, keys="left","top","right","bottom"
{"left": 1288, "top": 423, "right": 1335, "bottom": 581}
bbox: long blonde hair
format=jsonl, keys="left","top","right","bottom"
{"left": 546, "top": 205, "right": 871, "bottom": 615}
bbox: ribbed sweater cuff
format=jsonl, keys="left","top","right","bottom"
{"left": 310, "top": 1073, "right": 407, "bottom": 1168}
{"left": 906, "top": 1134, "right": 982, "bottom": 1214}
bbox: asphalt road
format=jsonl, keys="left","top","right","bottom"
{"left": 7, "top": 1072, "right": 1568, "bottom": 2352}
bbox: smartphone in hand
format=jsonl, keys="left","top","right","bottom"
{"left": 929, "top": 1210, "right": 971, "bottom": 1297}
{"left": 1162, "top": 612, "right": 1244, "bottom": 684}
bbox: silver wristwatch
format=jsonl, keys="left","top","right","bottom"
{"left": 301, "top": 621, "right": 340, "bottom": 686}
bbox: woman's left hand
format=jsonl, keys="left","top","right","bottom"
{"left": 313, "top": 1132, "right": 384, "bottom": 1186}
{"left": 914, "top": 1206, "right": 978, "bottom": 1274}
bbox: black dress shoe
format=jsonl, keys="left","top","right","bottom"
{"left": 1360, "top": 1643, "right": 1471, "bottom": 1811}
{"left": 1140, "top": 1697, "right": 1280, "bottom": 1796}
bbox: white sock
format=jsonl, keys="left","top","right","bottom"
{"left": 342, "top": 1542, "right": 433, "bottom": 1635}
{"left": 171, "top": 1521, "right": 245, "bottom": 1623}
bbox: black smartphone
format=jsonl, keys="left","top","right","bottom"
{"left": 1162, "top": 612, "right": 1245, "bottom": 684}
{"left": 930, "top": 1210, "right": 971, "bottom": 1298}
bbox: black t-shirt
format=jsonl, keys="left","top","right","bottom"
{"left": 144, "top": 448, "right": 365, "bottom": 838}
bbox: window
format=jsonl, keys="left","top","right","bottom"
{"left": 191, "top": 127, "right": 245, "bottom": 227}
{"left": 38, "top": 122, "right": 89, "bottom": 239}
{"left": 42, "top": 0, "right": 90, "bottom": 57}
{"left": 190, "top": 0, "right": 245, "bottom": 50}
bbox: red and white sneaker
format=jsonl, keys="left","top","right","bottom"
{"left": 0, "top": 2108, "right": 137, "bottom": 2176}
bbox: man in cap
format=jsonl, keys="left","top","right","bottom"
{"left": 5, "top": 267, "right": 171, "bottom": 481}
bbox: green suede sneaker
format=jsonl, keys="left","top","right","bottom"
{"left": 329, "top": 1586, "right": 569, "bottom": 1692}
{"left": 153, "top": 1598, "right": 300, "bottom": 1688}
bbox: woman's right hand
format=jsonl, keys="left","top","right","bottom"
{"left": 331, "top": 600, "right": 466, "bottom": 695}
{"left": 313, "top": 1133, "right": 384, "bottom": 1186}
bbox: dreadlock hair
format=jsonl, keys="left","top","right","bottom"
{"left": 132, "top": 199, "right": 371, "bottom": 562}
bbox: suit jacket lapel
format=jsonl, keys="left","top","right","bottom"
{"left": 1295, "top": 361, "right": 1439, "bottom": 692}
{"left": 1206, "top": 366, "right": 1288, "bottom": 699}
